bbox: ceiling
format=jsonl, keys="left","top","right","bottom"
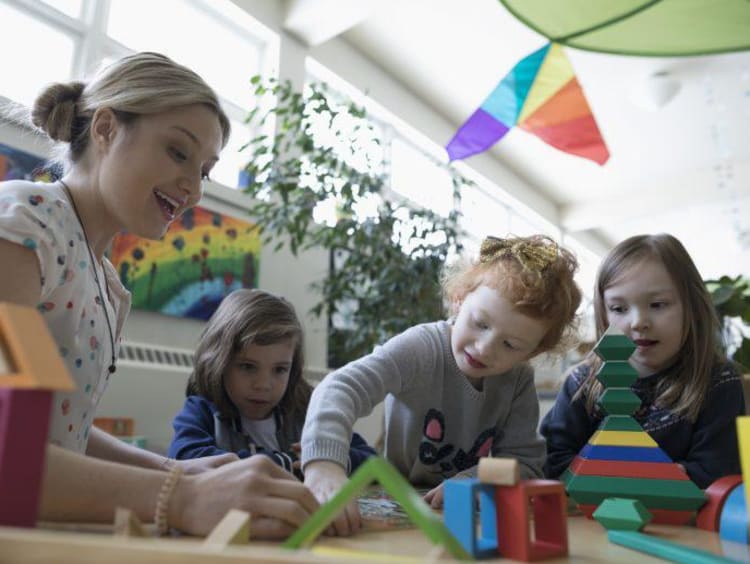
{"left": 284, "top": 0, "right": 750, "bottom": 279}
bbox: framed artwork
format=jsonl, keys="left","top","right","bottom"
{"left": 0, "top": 142, "right": 55, "bottom": 182}
{"left": 109, "top": 205, "right": 261, "bottom": 321}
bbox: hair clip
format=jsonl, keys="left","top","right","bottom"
{"left": 479, "top": 236, "right": 558, "bottom": 272}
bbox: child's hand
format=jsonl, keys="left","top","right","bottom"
{"left": 303, "top": 460, "right": 361, "bottom": 536}
{"left": 174, "top": 455, "right": 318, "bottom": 540}
{"left": 423, "top": 483, "right": 445, "bottom": 509}
{"left": 175, "top": 452, "right": 239, "bottom": 475}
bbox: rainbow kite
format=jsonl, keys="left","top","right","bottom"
{"left": 446, "top": 43, "right": 609, "bottom": 165}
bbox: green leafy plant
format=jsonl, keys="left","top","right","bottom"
{"left": 705, "top": 275, "right": 750, "bottom": 370}
{"left": 242, "top": 76, "right": 466, "bottom": 366}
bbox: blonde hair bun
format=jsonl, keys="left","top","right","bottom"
{"left": 31, "top": 81, "right": 85, "bottom": 142}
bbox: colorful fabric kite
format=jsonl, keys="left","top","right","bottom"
{"left": 446, "top": 43, "right": 609, "bottom": 165}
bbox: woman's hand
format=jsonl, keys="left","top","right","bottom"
{"left": 423, "top": 482, "right": 445, "bottom": 509}
{"left": 303, "top": 460, "right": 361, "bottom": 536}
{"left": 174, "top": 453, "right": 239, "bottom": 475}
{"left": 173, "top": 456, "right": 318, "bottom": 540}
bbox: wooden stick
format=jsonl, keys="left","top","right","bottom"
{"left": 113, "top": 507, "right": 148, "bottom": 538}
{"left": 203, "top": 509, "right": 251, "bottom": 549}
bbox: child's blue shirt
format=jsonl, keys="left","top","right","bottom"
{"left": 541, "top": 361, "right": 745, "bottom": 489}
{"left": 168, "top": 395, "right": 376, "bottom": 477}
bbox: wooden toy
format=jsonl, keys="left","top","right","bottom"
{"left": 477, "top": 456, "right": 520, "bottom": 485}
{"left": 443, "top": 478, "right": 498, "bottom": 558}
{"left": 609, "top": 530, "right": 737, "bottom": 564}
{"left": 113, "top": 508, "right": 148, "bottom": 538}
{"left": 282, "top": 457, "right": 469, "bottom": 560}
{"left": 564, "top": 327, "right": 705, "bottom": 526}
{"left": 203, "top": 509, "right": 251, "bottom": 548}
{"left": 737, "top": 416, "right": 749, "bottom": 514}
{"left": 719, "top": 484, "right": 748, "bottom": 545}
{"left": 696, "top": 475, "right": 743, "bottom": 532}
{"left": 592, "top": 497, "right": 652, "bottom": 531}
{"left": 494, "top": 479, "right": 568, "bottom": 561}
{"left": 0, "top": 303, "right": 75, "bottom": 528}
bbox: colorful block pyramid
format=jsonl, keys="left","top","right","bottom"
{"left": 563, "top": 327, "right": 705, "bottom": 525}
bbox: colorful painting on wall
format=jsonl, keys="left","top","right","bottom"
{"left": 109, "top": 206, "right": 260, "bottom": 321}
{"left": 0, "top": 142, "right": 55, "bottom": 181}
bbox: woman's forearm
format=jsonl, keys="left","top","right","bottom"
{"left": 85, "top": 426, "right": 168, "bottom": 470}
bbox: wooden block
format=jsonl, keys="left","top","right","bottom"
{"left": 477, "top": 457, "right": 519, "bottom": 486}
{"left": 579, "top": 504, "right": 695, "bottom": 526}
{"left": 113, "top": 508, "right": 148, "bottom": 538}
{"left": 609, "top": 530, "right": 733, "bottom": 564}
{"left": 580, "top": 444, "right": 671, "bottom": 463}
{"left": 443, "top": 478, "right": 497, "bottom": 558}
{"left": 566, "top": 475, "right": 706, "bottom": 511}
{"left": 568, "top": 456, "right": 690, "bottom": 481}
{"left": 737, "top": 416, "right": 749, "bottom": 512}
{"left": 282, "top": 457, "right": 470, "bottom": 560}
{"left": 598, "top": 416, "right": 644, "bottom": 432}
{"left": 93, "top": 417, "right": 135, "bottom": 436}
{"left": 696, "top": 474, "right": 743, "bottom": 532}
{"left": 719, "top": 484, "right": 749, "bottom": 545}
{"left": 203, "top": 509, "right": 251, "bottom": 548}
{"left": 589, "top": 430, "right": 657, "bottom": 447}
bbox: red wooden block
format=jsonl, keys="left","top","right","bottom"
{"left": 696, "top": 474, "right": 743, "bottom": 532}
{"left": 0, "top": 389, "right": 53, "bottom": 527}
{"left": 569, "top": 456, "right": 690, "bottom": 481}
{"left": 578, "top": 504, "right": 695, "bottom": 526}
{"left": 495, "top": 479, "right": 568, "bottom": 561}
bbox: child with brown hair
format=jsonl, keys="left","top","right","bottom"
{"left": 542, "top": 233, "right": 745, "bottom": 488}
{"left": 301, "top": 234, "right": 582, "bottom": 535}
{"left": 169, "top": 288, "right": 375, "bottom": 476}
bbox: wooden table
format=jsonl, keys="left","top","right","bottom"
{"left": 0, "top": 516, "right": 749, "bottom": 563}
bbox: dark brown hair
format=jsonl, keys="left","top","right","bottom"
{"left": 578, "top": 233, "right": 723, "bottom": 421}
{"left": 442, "top": 234, "right": 582, "bottom": 356}
{"left": 186, "top": 289, "right": 311, "bottom": 421}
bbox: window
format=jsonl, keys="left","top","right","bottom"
{"left": 0, "top": 3, "right": 75, "bottom": 107}
{"left": 391, "top": 137, "right": 454, "bottom": 217}
{"left": 0, "top": 0, "right": 273, "bottom": 190}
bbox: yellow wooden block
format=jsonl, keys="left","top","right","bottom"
{"left": 590, "top": 430, "right": 657, "bottom": 447}
{"left": 737, "top": 416, "right": 750, "bottom": 513}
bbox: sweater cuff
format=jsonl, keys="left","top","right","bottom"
{"left": 301, "top": 439, "right": 350, "bottom": 472}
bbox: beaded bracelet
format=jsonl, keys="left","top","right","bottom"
{"left": 154, "top": 465, "right": 183, "bottom": 536}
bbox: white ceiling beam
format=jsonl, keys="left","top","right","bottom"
{"left": 283, "top": 0, "right": 376, "bottom": 46}
{"left": 560, "top": 162, "right": 750, "bottom": 232}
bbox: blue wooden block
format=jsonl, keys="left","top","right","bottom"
{"left": 444, "top": 478, "right": 498, "bottom": 559}
{"left": 580, "top": 443, "right": 671, "bottom": 463}
{"left": 719, "top": 484, "right": 748, "bottom": 545}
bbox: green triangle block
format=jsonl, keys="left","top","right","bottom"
{"left": 594, "top": 328, "right": 636, "bottom": 361}
{"left": 593, "top": 498, "right": 652, "bottom": 531}
{"left": 596, "top": 361, "right": 639, "bottom": 388}
{"left": 599, "top": 415, "right": 644, "bottom": 432}
{"left": 282, "top": 457, "right": 470, "bottom": 560}
{"left": 598, "top": 388, "right": 642, "bottom": 415}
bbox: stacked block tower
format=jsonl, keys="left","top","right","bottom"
{"left": 562, "top": 327, "right": 705, "bottom": 525}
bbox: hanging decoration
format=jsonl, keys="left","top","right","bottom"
{"left": 446, "top": 42, "right": 609, "bottom": 165}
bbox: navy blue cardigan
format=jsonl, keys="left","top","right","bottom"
{"left": 540, "top": 361, "right": 745, "bottom": 489}
{"left": 168, "top": 395, "right": 376, "bottom": 477}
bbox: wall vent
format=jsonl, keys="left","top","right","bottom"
{"left": 118, "top": 340, "right": 194, "bottom": 373}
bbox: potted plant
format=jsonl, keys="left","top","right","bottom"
{"left": 242, "top": 76, "right": 467, "bottom": 366}
{"left": 704, "top": 275, "right": 750, "bottom": 370}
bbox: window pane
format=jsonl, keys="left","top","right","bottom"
{"left": 0, "top": 4, "right": 75, "bottom": 107}
{"left": 41, "top": 0, "right": 82, "bottom": 18}
{"left": 213, "top": 119, "right": 251, "bottom": 188}
{"left": 460, "top": 183, "right": 510, "bottom": 240}
{"left": 391, "top": 137, "right": 453, "bottom": 216}
{"left": 107, "top": 0, "right": 263, "bottom": 110}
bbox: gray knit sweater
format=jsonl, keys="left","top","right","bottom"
{"left": 301, "top": 321, "right": 545, "bottom": 486}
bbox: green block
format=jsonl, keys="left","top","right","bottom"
{"left": 596, "top": 361, "right": 639, "bottom": 388}
{"left": 598, "top": 388, "right": 642, "bottom": 415}
{"left": 566, "top": 475, "right": 706, "bottom": 511}
{"left": 118, "top": 435, "right": 147, "bottom": 448}
{"left": 593, "top": 498, "right": 652, "bottom": 531}
{"left": 594, "top": 329, "right": 636, "bottom": 361}
{"left": 282, "top": 457, "right": 469, "bottom": 560}
{"left": 609, "top": 530, "right": 736, "bottom": 564}
{"left": 560, "top": 467, "right": 573, "bottom": 486}
{"left": 599, "top": 416, "right": 644, "bottom": 432}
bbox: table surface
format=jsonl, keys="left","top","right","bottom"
{"left": 1, "top": 515, "right": 749, "bottom": 563}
